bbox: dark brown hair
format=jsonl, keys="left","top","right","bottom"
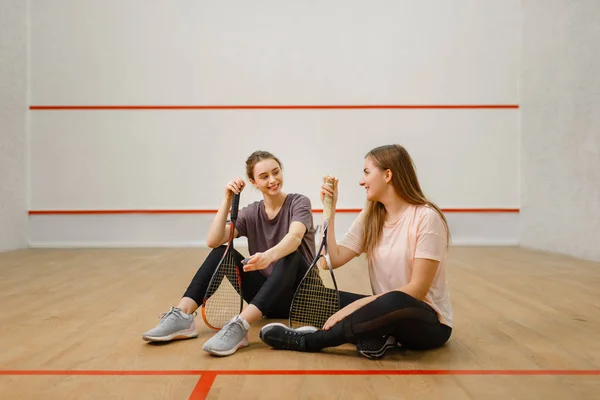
{"left": 245, "top": 150, "right": 283, "bottom": 181}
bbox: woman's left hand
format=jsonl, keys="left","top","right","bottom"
{"left": 242, "top": 252, "right": 275, "bottom": 272}
{"left": 323, "top": 302, "right": 359, "bottom": 330}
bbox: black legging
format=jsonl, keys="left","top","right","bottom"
{"left": 183, "top": 245, "right": 309, "bottom": 318}
{"left": 305, "top": 290, "right": 452, "bottom": 351}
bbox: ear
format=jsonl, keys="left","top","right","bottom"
{"left": 384, "top": 169, "right": 392, "bottom": 183}
{"left": 248, "top": 178, "right": 256, "bottom": 187}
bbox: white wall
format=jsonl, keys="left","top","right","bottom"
{"left": 27, "top": 0, "right": 521, "bottom": 247}
{"left": 0, "top": 0, "right": 28, "bottom": 252}
{"left": 520, "top": 0, "right": 600, "bottom": 261}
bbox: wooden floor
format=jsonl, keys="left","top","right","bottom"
{"left": 1, "top": 246, "right": 600, "bottom": 399}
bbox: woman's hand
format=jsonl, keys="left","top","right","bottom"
{"left": 323, "top": 300, "right": 361, "bottom": 330}
{"left": 318, "top": 254, "right": 331, "bottom": 270}
{"left": 320, "top": 175, "right": 339, "bottom": 210}
{"left": 225, "top": 177, "right": 246, "bottom": 200}
{"left": 242, "top": 251, "right": 275, "bottom": 272}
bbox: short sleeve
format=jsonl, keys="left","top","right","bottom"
{"left": 290, "top": 195, "right": 313, "bottom": 231}
{"left": 339, "top": 211, "right": 366, "bottom": 255}
{"left": 414, "top": 207, "right": 448, "bottom": 261}
{"left": 234, "top": 206, "right": 250, "bottom": 238}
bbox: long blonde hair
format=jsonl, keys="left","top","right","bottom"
{"left": 362, "top": 144, "right": 450, "bottom": 257}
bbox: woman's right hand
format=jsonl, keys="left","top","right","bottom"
{"left": 225, "top": 177, "right": 246, "bottom": 200}
{"left": 320, "top": 175, "right": 339, "bottom": 210}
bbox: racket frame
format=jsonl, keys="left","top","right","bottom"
{"left": 288, "top": 179, "right": 340, "bottom": 328}
{"left": 201, "top": 193, "right": 243, "bottom": 330}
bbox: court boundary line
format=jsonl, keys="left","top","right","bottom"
{"left": 28, "top": 208, "right": 520, "bottom": 215}
{"left": 189, "top": 372, "right": 217, "bottom": 400}
{"left": 3, "top": 369, "right": 597, "bottom": 400}
{"left": 2, "top": 368, "right": 598, "bottom": 375}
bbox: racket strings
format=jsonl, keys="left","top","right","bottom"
{"left": 204, "top": 251, "right": 242, "bottom": 328}
{"left": 289, "top": 263, "right": 340, "bottom": 329}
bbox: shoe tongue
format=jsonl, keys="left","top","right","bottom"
{"left": 163, "top": 307, "right": 180, "bottom": 320}
{"left": 223, "top": 320, "right": 243, "bottom": 336}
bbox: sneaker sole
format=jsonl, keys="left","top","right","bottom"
{"left": 259, "top": 322, "right": 317, "bottom": 341}
{"left": 142, "top": 330, "right": 198, "bottom": 342}
{"left": 203, "top": 336, "right": 249, "bottom": 357}
{"left": 358, "top": 340, "right": 397, "bottom": 360}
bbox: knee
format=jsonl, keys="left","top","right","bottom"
{"left": 209, "top": 245, "right": 227, "bottom": 254}
{"left": 380, "top": 290, "right": 416, "bottom": 306}
{"left": 273, "top": 251, "right": 306, "bottom": 272}
{"left": 204, "top": 245, "right": 227, "bottom": 262}
{"left": 285, "top": 250, "right": 306, "bottom": 266}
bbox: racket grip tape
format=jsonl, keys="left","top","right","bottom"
{"left": 231, "top": 193, "right": 240, "bottom": 221}
{"left": 323, "top": 177, "right": 335, "bottom": 219}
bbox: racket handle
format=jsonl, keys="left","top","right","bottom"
{"left": 231, "top": 193, "right": 240, "bottom": 221}
{"left": 323, "top": 177, "right": 334, "bottom": 219}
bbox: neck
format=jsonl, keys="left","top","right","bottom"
{"left": 379, "top": 190, "right": 410, "bottom": 220}
{"left": 263, "top": 192, "right": 287, "bottom": 210}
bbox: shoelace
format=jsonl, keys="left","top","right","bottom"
{"left": 215, "top": 319, "right": 244, "bottom": 341}
{"left": 157, "top": 307, "right": 196, "bottom": 326}
{"left": 157, "top": 308, "right": 178, "bottom": 325}
{"left": 281, "top": 329, "right": 306, "bottom": 349}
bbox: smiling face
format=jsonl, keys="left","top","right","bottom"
{"left": 359, "top": 157, "right": 388, "bottom": 202}
{"left": 359, "top": 144, "right": 451, "bottom": 259}
{"left": 250, "top": 158, "right": 283, "bottom": 196}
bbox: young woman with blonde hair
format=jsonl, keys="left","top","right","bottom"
{"left": 260, "top": 144, "right": 453, "bottom": 359}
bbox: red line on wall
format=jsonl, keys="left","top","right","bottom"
{"left": 28, "top": 209, "right": 221, "bottom": 215}
{"left": 188, "top": 372, "right": 217, "bottom": 400}
{"left": 439, "top": 208, "right": 519, "bottom": 213}
{"left": 27, "top": 208, "right": 519, "bottom": 215}
{"left": 29, "top": 104, "right": 519, "bottom": 110}
{"left": 0, "top": 369, "right": 597, "bottom": 376}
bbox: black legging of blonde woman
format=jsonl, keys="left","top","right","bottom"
{"left": 304, "top": 290, "right": 452, "bottom": 351}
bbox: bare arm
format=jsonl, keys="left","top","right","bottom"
{"left": 206, "top": 178, "right": 245, "bottom": 248}
{"left": 321, "top": 210, "right": 359, "bottom": 269}
{"left": 318, "top": 176, "right": 359, "bottom": 269}
{"left": 242, "top": 221, "right": 307, "bottom": 272}
{"left": 266, "top": 221, "right": 306, "bottom": 261}
{"left": 394, "top": 258, "right": 439, "bottom": 301}
{"left": 206, "top": 197, "right": 237, "bottom": 248}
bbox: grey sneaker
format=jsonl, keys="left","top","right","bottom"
{"left": 202, "top": 315, "right": 250, "bottom": 356}
{"left": 142, "top": 307, "right": 198, "bottom": 342}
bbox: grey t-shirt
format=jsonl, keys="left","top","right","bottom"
{"left": 235, "top": 193, "right": 316, "bottom": 276}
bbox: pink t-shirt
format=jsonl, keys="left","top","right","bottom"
{"left": 339, "top": 204, "right": 453, "bottom": 327}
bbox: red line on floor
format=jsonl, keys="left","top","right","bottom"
{"left": 1, "top": 369, "right": 598, "bottom": 376}
{"left": 188, "top": 372, "right": 217, "bottom": 400}
{"left": 216, "top": 369, "right": 600, "bottom": 376}
{"left": 27, "top": 208, "right": 520, "bottom": 215}
{"left": 29, "top": 104, "right": 519, "bottom": 110}
{"left": 0, "top": 370, "right": 201, "bottom": 376}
